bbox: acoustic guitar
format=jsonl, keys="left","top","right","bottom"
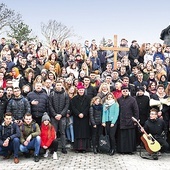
{"left": 132, "top": 117, "right": 161, "bottom": 154}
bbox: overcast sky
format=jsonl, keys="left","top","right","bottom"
{"left": 1, "top": 0, "right": 170, "bottom": 46}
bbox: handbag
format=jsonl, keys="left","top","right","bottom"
{"left": 98, "top": 128, "right": 110, "bottom": 153}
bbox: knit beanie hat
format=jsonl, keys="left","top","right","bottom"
{"left": 41, "top": 112, "right": 50, "bottom": 122}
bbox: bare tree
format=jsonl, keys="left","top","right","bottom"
{"left": 41, "top": 20, "right": 76, "bottom": 45}
{"left": 0, "top": 3, "right": 21, "bottom": 33}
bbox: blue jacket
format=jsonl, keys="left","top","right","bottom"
{"left": 102, "top": 101, "right": 119, "bottom": 124}
{"left": 0, "top": 121, "right": 21, "bottom": 146}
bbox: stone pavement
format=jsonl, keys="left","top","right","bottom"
{"left": 0, "top": 148, "right": 170, "bottom": 170}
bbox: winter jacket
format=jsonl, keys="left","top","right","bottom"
{"left": 135, "top": 95, "right": 150, "bottom": 125}
{"left": 20, "top": 121, "right": 40, "bottom": 144}
{"left": 19, "top": 76, "right": 34, "bottom": 91}
{"left": 49, "top": 89, "right": 69, "bottom": 118}
{"left": 89, "top": 104, "right": 103, "bottom": 126}
{"left": 102, "top": 101, "right": 119, "bottom": 124}
{"left": 0, "top": 96, "right": 8, "bottom": 122}
{"left": 144, "top": 118, "right": 167, "bottom": 138}
{"left": 40, "top": 123, "right": 56, "bottom": 147}
{"left": 0, "top": 121, "right": 20, "bottom": 145}
{"left": 27, "top": 90, "right": 48, "bottom": 118}
{"left": 6, "top": 95, "right": 31, "bottom": 120}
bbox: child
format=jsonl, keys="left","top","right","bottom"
{"left": 89, "top": 96, "right": 103, "bottom": 154}
{"left": 40, "top": 112, "right": 58, "bottom": 159}
{"left": 102, "top": 93, "right": 119, "bottom": 156}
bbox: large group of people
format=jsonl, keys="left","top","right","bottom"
{"left": 0, "top": 36, "right": 170, "bottom": 164}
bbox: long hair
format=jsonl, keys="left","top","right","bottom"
{"left": 47, "top": 122, "right": 53, "bottom": 139}
{"left": 90, "top": 96, "right": 102, "bottom": 105}
{"left": 98, "top": 82, "right": 110, "bottom": 93}
{"left": 104, "top": 92, "right": 117, "bottom": 103}
{"left": 165, "top": 83, "right": 170, "bottom": 96}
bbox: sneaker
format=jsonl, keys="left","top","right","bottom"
{"left": 34, "top": 155, "right": 39, "bottom": 162}
{"left": 43, "top": 149, "right": 49, "bottom": 158}
{"left": 53, "top": 152, "right": 58, "bottom": 160}
{"left": 62, "top": 148, "right": 67, "bottom": 154}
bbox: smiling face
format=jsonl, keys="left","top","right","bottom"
{"left": 43, "top": 120, "right": 50, "bottom": 125}
{"left": 78, "top": 88, "right": 85, "bottom": 96}
{"left": 4, "top": 115, "right": 12, "bottom": 126}
{"left": 24, "top": 115, "right": 33, "bottom": 125}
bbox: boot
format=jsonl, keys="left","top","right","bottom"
{"left": 109, "top": 149, "right": 115, "bottom": 156}
{"left": 93, "top": 147, "right": 97, "bottom": 154}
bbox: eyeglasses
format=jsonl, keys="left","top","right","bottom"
{"left": 122, "top": 90, "right": 129, "bottom": 92}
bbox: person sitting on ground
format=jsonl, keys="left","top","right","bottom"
{"left": 19, "top": 113, "right": 41, "bottom": 162}
{"left": 0, "top": 112, "right": 20, "bottom": 164}
{"left": 142, "top": 108, "right": 169, "bottom": 160}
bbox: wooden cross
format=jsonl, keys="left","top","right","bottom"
{"left": 101, "top": 35, "right": 129, "bottom": 70}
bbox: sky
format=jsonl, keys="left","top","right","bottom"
{"left": 1, "top": 0, "right": 170, "bottom": 46}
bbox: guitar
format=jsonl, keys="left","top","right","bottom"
{"left": 132, "top": 117, "right": 161, "bottom": 154}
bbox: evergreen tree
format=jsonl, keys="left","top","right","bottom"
{"left": 8, "top": 22, "right": 35, "bottom": 43}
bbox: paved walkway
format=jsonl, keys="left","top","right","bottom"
{"left": 0, "top": 149, "right": 170, "bottom": 170}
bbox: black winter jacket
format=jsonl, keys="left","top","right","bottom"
{"left": 144, "top": 118, "right": 167, "bottom": 138}
{"left": 27, "top": 90, "right": 48, "bottom": 118}
{"left": 49, "top": 89, "right": 69, "bottom": 117}
{"left": 6, "top": 95, "right": 31, "bottom": 120}
{"left": 89, "top": 104, "right": 103, "bottom": 126}
{"left": 0, "top": 96, "right": 8, "bottom": 122}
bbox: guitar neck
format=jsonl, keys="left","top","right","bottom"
{"left": 132, "top": 117, "right": 149, "bottom": 136}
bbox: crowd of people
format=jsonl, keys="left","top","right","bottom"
{"left": 0, "top": 36, "right": 170, "bottom": 164}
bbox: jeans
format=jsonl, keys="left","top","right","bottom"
{"left": 20, "top": 136, "right": 41, "bottom": 156}
{"left": 66, "top": 117, "right": 74, "bottom": 142}
{"left": 51, "top": 117, "right": 66, "bottom": 148}
{"left": 0, "top": 137, "right": 20, "bottom": 158}
{"left": 66, "top": 124, "right": 74, "bottom": 142}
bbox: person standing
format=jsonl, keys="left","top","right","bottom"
{"left": 117, "top": 86, "right": 139, "bottom": 154}
{"left": 128, "top": 40, "right": 140, "bottom": 67}
{"left": 89, "top": 96, "right": 103, "bottom": 154}
{"left": 135, "top": 86, "right": 150, "bottom": 146}
{"left": 71, "top": 82, "right": 91, "bottom": 153}
{"left": 102, "top": 93, "right": 119, "bottom": 155}
{"left": 49, "top": 81, "right": 69, "bottom": 154}
{"left": 6, "top": 87, "right": 31, "bottom": 126}
{"left": 27, "top": 82, "right": 49, "bottom": 126}
{"left": 0, "top": 112, "right": 20, "bottom": 164}
{"left": 0, "top": 87, "right": 8, "bottom": 124}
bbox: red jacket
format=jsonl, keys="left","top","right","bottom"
{"left": 40, "top": 123, "right": 56, "bottom": 147}
{"left": 112, "top": 90, "right": 122, "bottom": 99}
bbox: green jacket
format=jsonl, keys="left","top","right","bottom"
{"left": 20, "top": 121, "right": 40, "bottom": 144}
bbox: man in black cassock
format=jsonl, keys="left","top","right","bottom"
{"left": 117, "top": 86, "right": 139, "bottom": 154}
{"left": 71, "top": 82, "right": 91, "bottom": 153}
